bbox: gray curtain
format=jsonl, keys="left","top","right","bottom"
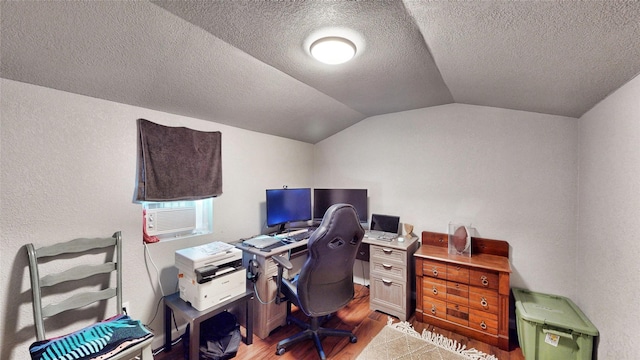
{"left": 135, "top": 119, "right": 222, "bottom": 201}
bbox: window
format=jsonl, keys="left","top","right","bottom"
{"left": 142, "top": 198, "right": 213, "bottom": 241}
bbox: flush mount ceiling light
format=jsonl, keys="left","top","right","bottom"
{"left": 310, "top": 37, "right": 356, "bottom": 65}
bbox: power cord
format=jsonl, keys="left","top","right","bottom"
{"left": 144, "top": 294, "right": 165, "bottom": 328}
{"left": 143, "top": 242, "right": 166, "bottom": 298}
{"left": 253, "top": 280, "right": 277, "bottom": 305}
{"left": 143, "top": 242, "right": 177, "bottom": 330}
{"left": 151, "top": 333, "right": 183, "bottom": 356}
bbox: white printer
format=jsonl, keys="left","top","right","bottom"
{"left": 175, "top": 242, "right": 246, "bottom": 311}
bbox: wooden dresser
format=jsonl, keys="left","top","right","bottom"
{"left": 414, "top": 231, "right": 511, "bottom": 350}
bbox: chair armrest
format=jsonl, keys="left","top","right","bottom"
{"left": 273, "top": 255, "right": 293, "bottom": 305}
{"left": 272, "top": 255, "right": 293, "bottom": 270}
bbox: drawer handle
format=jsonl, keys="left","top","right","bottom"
{"left": 432, "top": 267, "right": 438, "bottom": 276}
{"left": 431, "top": 305, "right": 436, "bottom": 314}
{"left": 481, "top": 275, "right": 489, "bottom": 286}
{"left": 454, "top": 304, "right": 459, "bottom": 310}
{"left": 382, "top": 279, "right": 393, "bottom": 285}
{"left": 382, "top": 248, "right": 393, "bottom": 254}
{"left": 480, "top": 297, "right": 488, "bottom": 308}
{"left": 480, "top": 321, "right": 487, "bottom": 330}
{"left": 382, "top": 263, "right": 393, "bottom": 270}
{"left": 432, "top": 286, "right": 438, "bottom": 295}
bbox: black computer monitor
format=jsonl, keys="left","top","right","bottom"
{"left": 370, "top": 213, "right": 400, "bottom": 233}
{"left": 313, "top": 188, "right": 368, "bottom": 223}
{"left": 266, "top": 188, "right": 312, "bottom": 233}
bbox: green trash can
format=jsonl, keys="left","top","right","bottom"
{"left": 513, "top": 288, "right": 598, "bottom": 360}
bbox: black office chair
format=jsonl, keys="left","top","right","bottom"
{"left": 272, "top": 203, "right": 365, "bottom": 359}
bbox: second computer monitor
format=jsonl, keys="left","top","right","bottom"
{"left": 313, "top": 188, "right": 368, "bottom": 223}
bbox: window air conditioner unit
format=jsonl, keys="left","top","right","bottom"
{"left": 145, "top": 207, "right": 196, "bottom": 236}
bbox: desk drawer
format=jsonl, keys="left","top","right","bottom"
{"left": 371, "top": 245, "right": 407, "bottom": 265}
{"left": 370, "top": 260, "right": 406, "bottom": 281}
{"left": 370, "top": 276, "right": 406, "bottom": 311}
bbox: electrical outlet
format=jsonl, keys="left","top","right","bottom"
{"left": 122, "top": 301, "right": 130, "bottom": 315}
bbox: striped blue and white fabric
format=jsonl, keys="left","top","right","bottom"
{"left": 29, "top": 315, "right": 153, "bottom": 360}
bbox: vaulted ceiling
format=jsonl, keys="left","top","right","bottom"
{"left": 2, "top": 1, "right": 640, "bottom": 143}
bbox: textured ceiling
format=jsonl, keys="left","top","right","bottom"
{"left": 2, "top": 1, "right": 640, "bottom": 143}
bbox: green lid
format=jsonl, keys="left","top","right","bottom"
{"left": 513, "top": 288, "right": 598, "bottom": 336}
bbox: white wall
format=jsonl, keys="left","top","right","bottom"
{"left": 314, "top": 103, "right": 580, "bottom": 296}
{"left": 577, "top": 74, "right": 640, "bottom": 359}
{"left": 0, "top": 79, "right": 314, "bottom": 359}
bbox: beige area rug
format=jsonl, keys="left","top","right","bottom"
{"left": 356, "top": 318, "right": 498, "bottom": 360}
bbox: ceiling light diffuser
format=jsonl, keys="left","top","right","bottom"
{"left": 310, "top": 37, "right": 356, "bottom": 65}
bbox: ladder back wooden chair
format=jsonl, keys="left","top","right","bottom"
{"left": 26, "top": 231, "right": 153, "bottom": 360}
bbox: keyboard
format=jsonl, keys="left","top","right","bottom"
{"left": 364, "top": 230, "right": 397, "bottom": 241}
{"left": 277, "top": 228, "right": 313, "bottom": 242}
{"left": 286, "top": 230, "right": 312, "bottom": 242}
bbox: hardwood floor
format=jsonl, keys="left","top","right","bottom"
{"left": 154, "top": 285, "right": 524, "bottom": 360}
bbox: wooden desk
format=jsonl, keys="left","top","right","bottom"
{"left": 164, "top": 290, "right": 254, "bottom": 360}
{"left": 237, "top": 240, "right": 309, "bottom": 339}
{"left": 237, "top": 234, "right": 419, "bottom": 337}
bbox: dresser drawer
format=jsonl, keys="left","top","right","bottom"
{"left": 469, "top": 309, "right": 498, "bottom": 335}
{"left": 446, "top": 264, "right": 469, "bottom": 284}
{"left": 422, "top": 277, "right": 447, "bottom": 301}
{"left": 423, "top": 297, "right": 447, "bottom": 320}
{"left": 469, "top": 268, "right": 499, "bottom": 290}
{"left": 370, "top": 260, "right": 406, "bottom": 281}
{"left": 422, "top": 259, "right": 447, "bottom": 280}
{"left": 446, "top": 302, "right": 469, "bottom": 326}
{"left": 446, "top": 281, "right": 469, "bottom": 305}
{"left": 468, "top": 286, "right": 499, "bottom": 314}
{"left": 371, "top": 245, "right": 407, "bottom": 265}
